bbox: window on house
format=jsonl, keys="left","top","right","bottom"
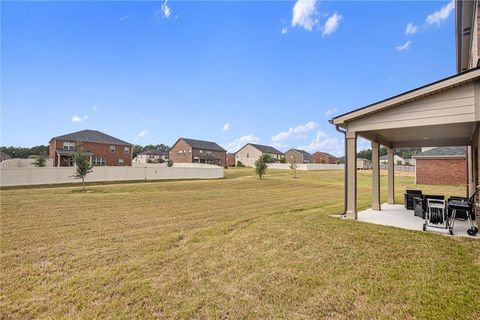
{"left": 124, "top": 147, "right": 129, "bottom": 154}
{"left": 63, "top": 142, "right": 75, "bottom": 150}
{"left": 110, "top": 146, "right": 115, "bottom": 153}
{"left": 200, "top": 150, "right": 203, "bottom": 154}
{"left": 247, "top": 153, "right": 249, "bottom": 158}
{"left": 118, "top": 158, "right": 124, "bottom": 165}
{"left": 92, "top": 157, "right": 106, "bottom": 166}
{"left": 207, "top": 151, "right": 212, "bottom": 157}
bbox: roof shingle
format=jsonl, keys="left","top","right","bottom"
{"left": 414, "top": 147, "right": 466, "bottom": 158}
{"left": 51, "top": 130, "right": 132, "bottom": 145}
{"left": 179, "top": 138, "right": 226, "bottom": 152}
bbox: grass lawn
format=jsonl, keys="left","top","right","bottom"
{"left": 1, "top": 168, "right": 479, "bottom": 319}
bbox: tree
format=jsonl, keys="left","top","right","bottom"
{"left": 73, "top": 147, "right": 93, "bottom": 191}
{"left": 290, "top": 160, "right": 298, "bottom": 178}
{"left": 236, "top": 161, "right": 245, "bottom": 167}
{"left": 255, "top": 155, "right": 268, "bottom": 179}
{"left": 166, "top": 159, "right": 173, "bottom": 167}
{"left": 33, "top": 153, "right": 47, "bottom": 167}
{"left": 279, "top": 156, "right": 287, "bottom": 164}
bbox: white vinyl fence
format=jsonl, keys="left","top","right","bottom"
{"left": 380, "top": 164, "right": 415, "bottom": 172}
{"left": 267, "top": 163, "right": 345, "bottom": 170}
{"left": 0, "top": 165, "right": 223, "bottom": 187}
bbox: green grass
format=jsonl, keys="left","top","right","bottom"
{"left": 1, "top": 168, "right": 479, "bottom": 319}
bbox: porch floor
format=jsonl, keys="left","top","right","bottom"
{"left": 358, "top": 204, "right": 479, "bottom": 238}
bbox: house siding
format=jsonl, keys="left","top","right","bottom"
{"left": 49, "top": 139, "right": 132, "bottom": 166}
{"left": 347, "top": 83, "right": 476, "bottom": 132}
{"left": 169, "top": 139, "right": 193, "bottom": 164}
{"left": 285, "top": 150, "right": 312, "bottom": 164}
{"left": 416, "top": 158, "right": 467, "bottom": 186}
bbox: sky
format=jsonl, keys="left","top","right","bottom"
{"left": 1, "top": 0, "right": 456, "bottom": 156}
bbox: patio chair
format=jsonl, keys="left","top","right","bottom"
{"left": 413, "top": 195, "right": 444, "bottom": 219}
{"left": 404, "top": 190, "right": 423, "bottom": 210}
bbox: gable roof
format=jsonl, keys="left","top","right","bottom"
{"left": 238, "top": 143, "right": 284, "bottom": 155}
{"left": 50, "top": 130, "right": 131, "bottom": 145}
{"left": 289, "top": 149, "right": 313, "bottom": 157}
{"left": 314, "top": 151, "right": 337, "bottom": 158}
{"left": 178, "top": 138, "right": 226, "bottom": 152}
{"left": 0, "top": 151, "right": 11, "bottom": 158}
{"left": 139, "top": 149, "right": 166, "bottom": 156}
{"left": 330, "top": 67, "right": 480, "bottom": 126}
{"left": 413, "top": 146, "right": 466, "bottom": 158}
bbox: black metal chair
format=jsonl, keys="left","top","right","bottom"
{"left": 404, "top": 190, "right": 423, "bottom": 210}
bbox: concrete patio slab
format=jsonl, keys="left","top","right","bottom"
{"left": 357, "top": 204, "right": 479, "bottom": 238}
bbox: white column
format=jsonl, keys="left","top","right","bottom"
{"left": 387, "top": 147, "right": 395, "bottom": 204}
{"left": 372, "top": 141, "right": 381, "bottom": 211}
{"left": 57, "top": 154, "right": 60, "bottom": 167}
{"left": 346, "top": 131, "right": 357, "bottom": 219}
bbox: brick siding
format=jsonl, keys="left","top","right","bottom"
{"left": 50, "top": 139, "right": 132, "bottom": 166}
{"left": 415, "top": 158, "right": 466, "bottom": 186}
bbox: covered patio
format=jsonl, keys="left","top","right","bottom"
{"left": 330, "top": 68, "right": 480, "bottom": 236}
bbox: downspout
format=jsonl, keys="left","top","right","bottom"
{"left": 335, "top": 125, "right": 347, "bottom": 215}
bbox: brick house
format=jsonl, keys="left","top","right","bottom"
{"left": 413, "top": 147, "right": 466, "bottom": 186}
{"left": 313, "top": 152, "right": 338, "bottom": 164}
{"left": 169, "top": 138, "right": 226, "bottom": 166}
{"left": 285, "top": 149, "right": 313, "bottom": 164}
{"left": 226, "top": 153, "right": 236, "bottom": 167}
{"left": 235, "top": 144, "right": 284, "bottom": 167}
{"left": 49, "top": 130, "right": 132, "bottom": 167}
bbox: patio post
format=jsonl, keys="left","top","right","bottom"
{"left": 346, "top": 131, "right": 357, "bottom": 219}
{"left": 371, "top": 141, "right": 381, "bottom": 210}
{"left": 467, "top": 146, "right": 474, "bottom": 197}
{"left": 387, "top": 147, "right": 395, "bottom": 204}
{"left": 57, "top": 153, "right": 60, "bottom": 167}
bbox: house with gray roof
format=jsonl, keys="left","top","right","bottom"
{"left": 133, "top": 148, "right": 169, "bottom": 164}
{"left": 413, "top": 147, "right": 467, "bottom": 186}
{"left": 169, "top": 138, "right": 226, "bottom": 166}
{"left": 235, "top": 143, "right": 284, "bottom": 167}
{"left": 313, "top": 151, "right": 338, "bottom": 164}
{"left": 49, "top": 129, "right": 132, "bottom": 167}
{"left": 285, "top": 148, "right": 314, "bottom": 164}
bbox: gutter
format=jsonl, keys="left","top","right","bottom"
{"left": 335, "top": 125, "right": 347, "bottom": 216}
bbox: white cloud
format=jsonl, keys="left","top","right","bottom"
{"left": 271, "top": 121, "right": 318, "bottom": 143}
{"left": 119, "top": 16, "right": 129, "bottom": 22}
{"left": 357, "top": 137, "right": 371, "bottom": 152}
{"left": 291, "top": 0, "right": 318, "bottom": 32}
{"left": 396, "top": 40, "right": 411, "bottom": 51}
{"left": 222, "top": 134, "right": 260, "bottom": 153}
{"left": 281, "top": 27, "right": 288, "bottom": 35}
{"left": 426, "top": 0, "right": 454, "bottom": 26}
{"left": 405, "top": 22, "right": 418, "bottom": 34}
{"left": 93, "top": 106, "right": 98, "bottom": 111}
{"left": 324, "top": 107, "right": 338, "bottom": 116}
{"left": 72, "top": 115, "right": 87, "bottom": 123}
{"left": 134, "top": 130, "right": 148, "bottom": 142}
{"left": 223, "top": 123, "right": 230, "bottom": 131}
{"left": 323, "top": 13, "right": 341, "bottom": 36}
{"left": 160, "top": 0, "right": 172, "bottom": 19}
{"left": 300, "top": 130, "right": 343, "bottom": 157}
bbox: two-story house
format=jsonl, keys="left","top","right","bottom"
{"left": 169, "top": 138, "right": 226, "bottom": 166}
{"left": 49, "top": 130, "right": 133, "bottom": 167}
{"left": 235, "top": 144, "right": 284, "bottom": 167}
{"left": 285, "top": 149, "right": 314, "bottom": 164}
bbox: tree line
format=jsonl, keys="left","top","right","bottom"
{"left": 356, "top": 147, "right": 421, "bottom": 161}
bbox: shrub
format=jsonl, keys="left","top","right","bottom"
{"left": 255, "top": 156, "right": 267, "bottom": 179}
{"left": 236, "top": 161, "right": 245, "bottom": 167}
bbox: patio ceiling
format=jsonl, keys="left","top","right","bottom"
{"left": 358, "top": 122, "right": 477, "bottom": 148}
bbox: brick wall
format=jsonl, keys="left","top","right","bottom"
{"left": 286, "top": 150, "right": 304, "bottom": 164}
{"left": 416, "top": 158, "right": 466, "bottom": 186}
{"left": 50, "top": 139, "right": 132, "bottom": 166}
{"left": 313, "top": 152, "right": 337, "bottom": 164}
{"left": 169, "top": 139, "right": 193, "bottom": 163}
{"left": 226, "top": 153, "right": 236, "bottom": 167}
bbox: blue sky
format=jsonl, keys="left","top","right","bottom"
{"left": 2, "top": 0, "right": 456, "bottom": 156}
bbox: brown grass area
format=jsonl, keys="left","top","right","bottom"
{"left": 1, "top": 168, "right": 479, "bottom": 319}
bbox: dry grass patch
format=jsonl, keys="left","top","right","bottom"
{"left": 1, "top": 168, "right": 479, "bottom": 319}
